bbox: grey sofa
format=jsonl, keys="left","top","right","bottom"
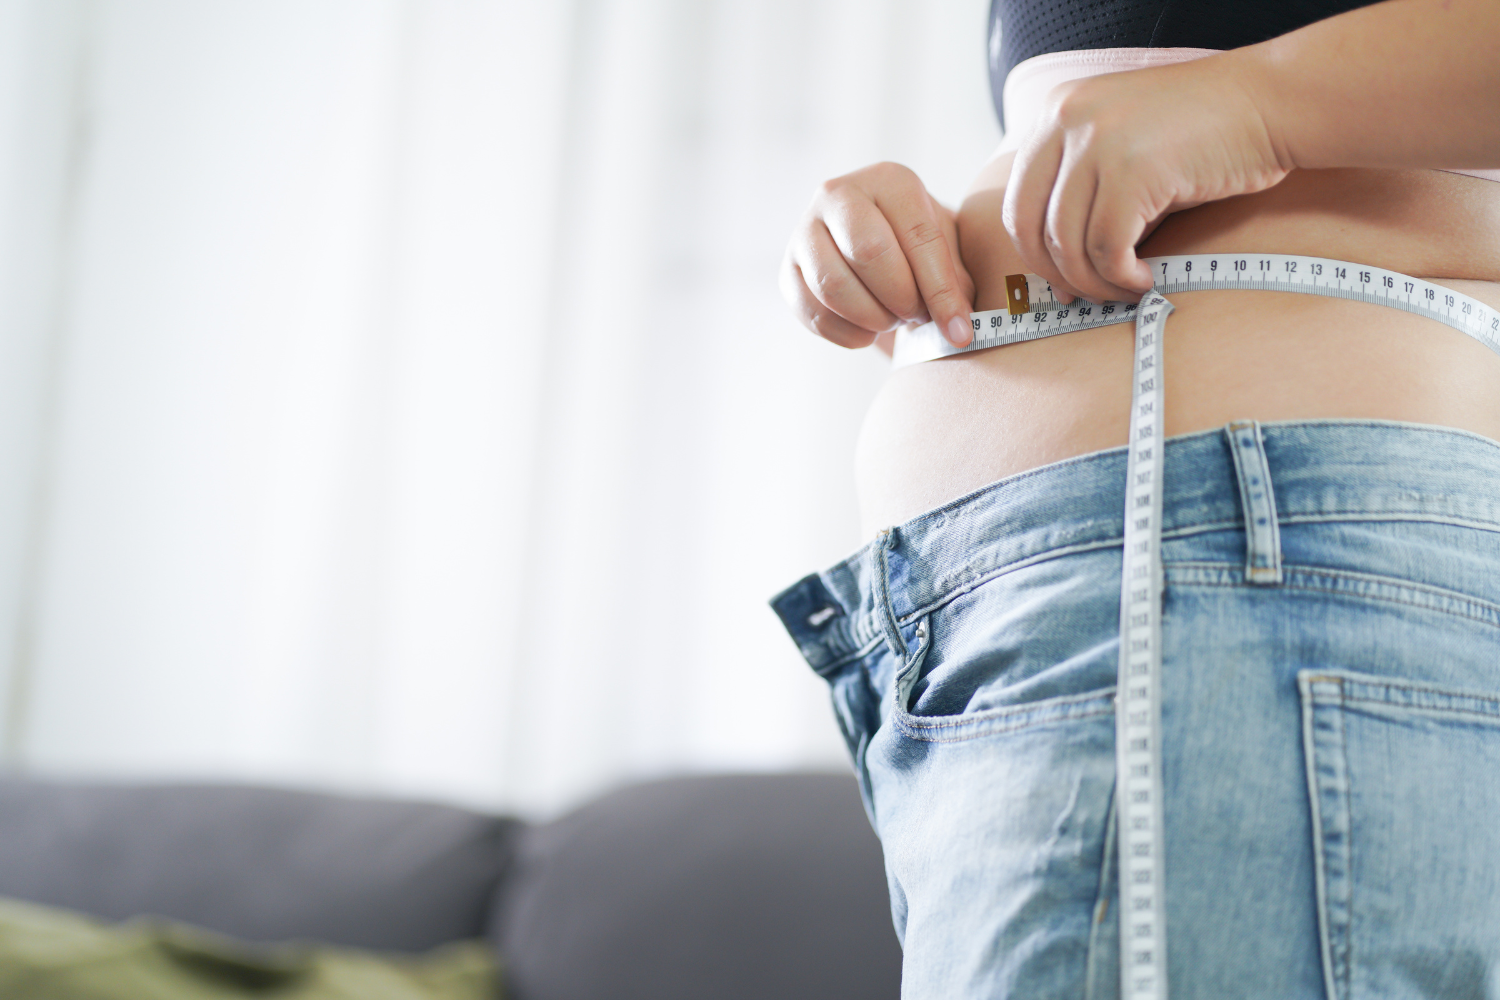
{"left": 0, "top": 772, "right": 901, "bottom": 999}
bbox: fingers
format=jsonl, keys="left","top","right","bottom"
{"left": 1049, "top": 165, "right": 1155, "bottom": 302}
{"left": 786, "top": 162, "right": 974, "bottom": 349}
{"left": 820, "top": 178, "right": 928, "bottom": 326}
{"left": 868, "top": 174, "right": 974, "bottom": 346}
{"left": 801, "top": 218, "right": 904, "bottom": 332}
{"left": 1084, "top": 179, "right": 1157, "bottom": 296}
{"left": 1002, "top": 135, "right": 1081, "bottom": 305}
{"left": 779, "top": 248, "right": 880, "bottom": 349}
{"left": 1008, "top": 139, "right": 1157, "bottom": 304}
{"left": 938, "top": 205, "right": 977, "bottom": 310}
{"left": 1042, "top": 162, "right": 1106, "bottom": 302}
{"left": 939, "top": 201, "right": 978, "bottom": 344}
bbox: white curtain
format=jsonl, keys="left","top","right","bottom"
{"left": 0, "top": 0, "right": 1000, "bottom": 816}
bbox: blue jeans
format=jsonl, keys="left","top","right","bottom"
{"left": 771, "top": 420, "right": 1500, "bottom": 999}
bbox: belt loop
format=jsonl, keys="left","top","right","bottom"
{"left": 1226, "top": 420, "right": 1283, "bottom": 585}
{"left": 874, "top": 527, "right": 931, "bottom": 709}
{"left": 873, "top": 528, "right": 909, "bottom": 658}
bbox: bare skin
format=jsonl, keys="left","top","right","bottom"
{"left": 779, "top": 0, "right": 1500, "bottom": 537}
{"left": 854, "top": 157, "right": 1500, "bottom": 534}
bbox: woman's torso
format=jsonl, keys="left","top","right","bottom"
{"left": 855, "top": 154, "right": 1500, "bottom": 536}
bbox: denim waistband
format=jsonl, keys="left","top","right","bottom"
{"left": 771, "top": 420, "right": 1500, "bottom": 677}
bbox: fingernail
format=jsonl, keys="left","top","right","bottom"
{"left": 946, "top": 316, "right": 970, "bottom": 347}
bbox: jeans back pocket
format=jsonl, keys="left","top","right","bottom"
{"left": 1300, "top": 669, "right": 1500, "bottom": 1000}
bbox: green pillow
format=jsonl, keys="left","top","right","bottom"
{"left": 0, "top": 897, "right": 500, "bottom": 1000}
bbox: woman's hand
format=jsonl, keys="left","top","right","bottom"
{"left": 1002, "top": 53, "right": 1292, "bottom": 305}
{"left": 781, "top": 162, "right": 976, "bottom": 350}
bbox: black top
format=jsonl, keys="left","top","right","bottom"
{"left": 988, "top": 0, "right": 1383, "bottom": 129}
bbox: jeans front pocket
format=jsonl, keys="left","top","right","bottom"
{"left": 860, "top": 549, "right": 1124, "bottom": 999}
{"left": 892, "top": 546, "right": 1123, "bottom": 741}
{"left": 1299, "top": 669, "right": 1500, "bottom": 1000}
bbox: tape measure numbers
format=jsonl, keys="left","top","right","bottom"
{"left": 895, "top": 253, "right": 1500, "bottom": 368}
{"left": 1119, "top": 291, "right": 1172, "bottom": 1000}
{"left": 891, "top": 253, "right": 1500, "bottom": 1000}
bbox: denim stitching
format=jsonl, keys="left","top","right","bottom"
{"left": 879, "top": 517, "right": 1500, "bottom": 635}
{"left": 1263, "top": 570, "right": 1500, "bottom": 631}
{"left": 909, "top": 517, "right": 1269, "bottom": 620}
{"left": 892, "top": 419, "right": 1500, "bottom": 539}
{"left": 813, "top": 632, "right": 887, "bottom": 676}
{"left": 894, "top": 687, "right": 1116, "bottom": 742}
{"left": 1299, "top": 669, "right": 1500, "bottom": 997}
{"left": 928, "top": 521, "right": 1118, "bottom": 596}
{"left": 1301, "top": 674, "right": 1353, "bottom": 1000}
{"left": 1278, "top": 512, "right": 1500, "bottom": 533}
{"left": 1255, "top": 416, "right": 1500, "bottom": 449}
{"left": 894, "top": 702, "right": 1115, "bottom": 743}
{"left": 1083, "top": 781, "right": 1119, "bottom": 1000}
{"left": 922, "top": 515, "right": 1298, "bottom": 599}
{"left": 901, "top": 536, "right": 1124, "bottom": 624}
{"left": 819, "top": 422, "right": 1500, "bottom": 632}
{"left": 1167, "top": 561, "right": 1500, "bottom": 631}
{"left": 904, "top": 529, "right": 1213, "bottom": 625}
{"left": 1342, "top": 701, "right": 1500, "bottom": 725}
{"left": 905, "top": 547, "right": 1500, "bottom": 646}
{"left": 874, "top": 531, "right": 908, "bottom": 663}
{"left": 1299, "top": 674, "right": 1341, "bottom": 1000}
{"left": 1321, "top": 670, "right": 1500, "bottom": 721}
{"left": 1338, "top": 682, "right": 1354, "bottom": 1000}
{"left": 898, "top": 685, "right": 1115, "bottom": 729}
{"left": 900, "top": 516, "right": 1500, "bottom": 628}
{"left": 1227, "top": 420, "right": 1284, "bottom": 584}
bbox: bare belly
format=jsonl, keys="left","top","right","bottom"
{"left": 855, "top": 155, "right": 1500, "bottom": 536}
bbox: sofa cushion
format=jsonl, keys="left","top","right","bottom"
{"left": 492, "top": 772, "right": 901, "bottom": 1000}
{"left": 0, "top": 778, "right": 521, "bottom": 952}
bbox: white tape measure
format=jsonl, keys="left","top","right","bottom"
{"left": 892, "top": 253, "right": 1500, "bottom": 1000}
{"left": 895, "top": 253, "right": 1500, "bottom": 368}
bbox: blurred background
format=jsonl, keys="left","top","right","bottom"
{"left": 0, "top": 0, "right": 999, "bottom": 818}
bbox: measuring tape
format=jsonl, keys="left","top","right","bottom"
{"left": 895, "top": 252, "right": 1500, "bottom": 367}
{"left": 891, "top": 253, "right": 1500, "bottom": 1000}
